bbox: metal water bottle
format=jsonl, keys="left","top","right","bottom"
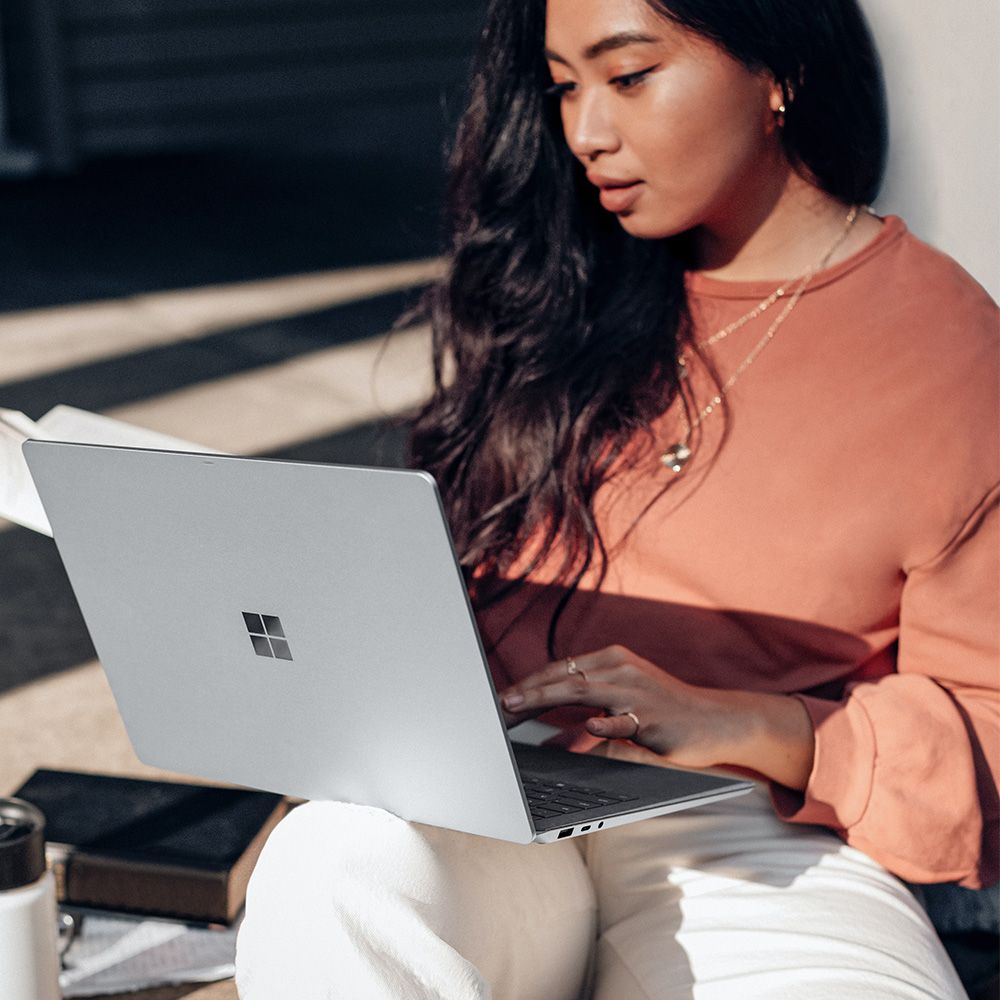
{"left": 0, "top": 798, "right": 61, "bottom": 1000}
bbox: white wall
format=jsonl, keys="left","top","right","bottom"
{"left": 861, "top": 0, "right": 999, "bottom": 301}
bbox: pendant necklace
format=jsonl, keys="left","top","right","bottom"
{"left": 661, "top": 206, "right": 860, "bottom": 473}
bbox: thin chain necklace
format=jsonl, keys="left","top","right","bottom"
{"left": 660, "top": 206, "right": 860, "bottom": 473}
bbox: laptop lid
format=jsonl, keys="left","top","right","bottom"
{"left": 24, "top": 441, "right": 537, "bottom": 843}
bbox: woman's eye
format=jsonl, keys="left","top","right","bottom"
{"left": 612, "top": 65, "right": 658, "bottom": 90}
{"left": 544, "top": 81, "right": 576, "bottom": 100}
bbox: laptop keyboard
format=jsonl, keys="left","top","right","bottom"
{"left": 521, "top": 774, "right": 639, "bottom": 821}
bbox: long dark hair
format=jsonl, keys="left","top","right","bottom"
{"left": 408, "top": 0, "right": 887, "bottom": 650}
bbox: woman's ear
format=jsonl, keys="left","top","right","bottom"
{"left": 768, "top": 79, "right": 788, "bottom": 129}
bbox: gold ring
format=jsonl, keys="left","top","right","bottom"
{"left": 620, "top": 710, "right": 640, "bottom": 735}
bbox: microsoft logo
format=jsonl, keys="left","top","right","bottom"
{"left": 243, "top": 612, "right": 293, "bottom": 660}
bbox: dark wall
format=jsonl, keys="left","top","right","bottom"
{"left": 1, "top": 0, "right": 486, "bottom": 173}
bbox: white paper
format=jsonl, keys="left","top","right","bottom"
{"left": 0, "top": 410, "right": 51, "bottom": 534}
{"left": 0, "top": 405, "right": 219, "bottom": 536}
{"left": 59, "top": 912, "right": 239, "bottom": 997}
{"left": 35, "top": 406, "right": 217, "bottom": 454}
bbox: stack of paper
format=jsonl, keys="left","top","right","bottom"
{"left": 59, "top": 911, "right": 239, "bottom": 997}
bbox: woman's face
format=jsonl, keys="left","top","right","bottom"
{"left": 544, "top": 0, "right": 786, "bottom": 242}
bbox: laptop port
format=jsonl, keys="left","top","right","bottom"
{"left": 557, "top": 828, "right": 574, "bottom": 839}
{"left": 581, "top": 825, "right": 591, "bottom": 832}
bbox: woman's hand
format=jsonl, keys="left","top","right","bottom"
{"left": 499, "top": 645, "right": 816, "bottom": 789}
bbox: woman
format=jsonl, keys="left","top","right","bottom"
{"left": 237, "top": 0, "right": 997, "bottom": 996}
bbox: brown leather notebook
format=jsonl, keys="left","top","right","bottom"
{"left": 13, "top": 769, "right": 290, "bottom": 924}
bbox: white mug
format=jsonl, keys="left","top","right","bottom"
{"left": 0, "top": 798, "right": 61, "bottom": 1000}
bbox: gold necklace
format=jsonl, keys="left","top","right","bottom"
{"left": 661, "top": 206, "right": 860, "bottom": 473}
{"left": 698, "top": 281, "right": 794, "bottom": 349}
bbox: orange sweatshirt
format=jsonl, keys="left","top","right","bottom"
{"left": 479, "top": 216, "right": 999, "bottom": 889}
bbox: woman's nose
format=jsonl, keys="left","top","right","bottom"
{"left": 563, "top": 92, "right": 620, "bottom": 162}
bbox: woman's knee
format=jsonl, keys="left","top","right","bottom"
{"left": 237, "top": 801, "right": 596, "bottom": 1000}
{"left": 237, "top": 801, "right": 482, "bottom": 999}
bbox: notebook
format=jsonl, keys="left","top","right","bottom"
{"left": 23, "top": 441, "right": 752, "bottom": 843}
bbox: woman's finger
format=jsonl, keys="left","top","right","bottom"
{"left": 507, "top": 655, "right": 601, "bottom": 693}
{"left": 503, "top": 646, "right": 638, "bottom": 697}
{"left": 586, "top": 713, "right": 640, "bottom": 740}
{"left": 501, "top": 679, "right": 619, "bottom": 716}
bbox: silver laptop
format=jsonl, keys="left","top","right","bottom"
{"left": 24, "top": 441, "right": 752, "bottom": 843}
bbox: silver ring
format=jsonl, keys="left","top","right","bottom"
{"left": 565, "top": 657, "right": 588, "bottom": 683}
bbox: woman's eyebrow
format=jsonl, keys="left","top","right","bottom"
{"left": 545, "top": 31, "right": 660, "bottom": 66}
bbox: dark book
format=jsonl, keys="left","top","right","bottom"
{"left": 13, "top": 769, "right": 290, "bottom": 924}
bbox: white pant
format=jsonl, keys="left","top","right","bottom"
{"left": 235, "top": 782, "right": 965, "bottom": 999}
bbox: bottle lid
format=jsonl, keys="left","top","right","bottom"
{"left": 0, "top": 798, "right": 47, "bottom": 890}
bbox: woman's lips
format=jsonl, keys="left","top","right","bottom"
{"left": 597, "top": 181, "right": 643, "bottom": 214}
